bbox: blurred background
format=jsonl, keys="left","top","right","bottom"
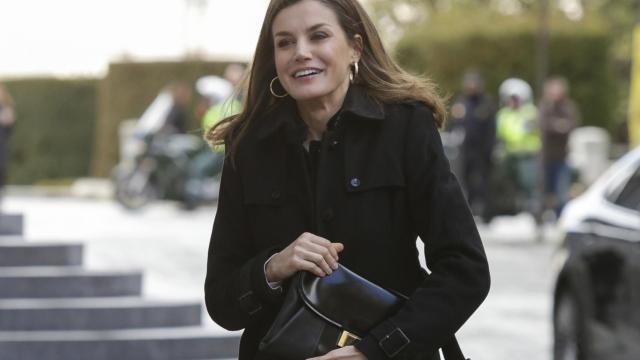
{"left": 0, "top": 0, "right": 638, "bottom": 359}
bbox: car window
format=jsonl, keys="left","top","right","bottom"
{"left": 604, "top": 157, "right": 639, "bottom": 203}
{"left": 612, "top": 166, "right": 640, "bottom": 211}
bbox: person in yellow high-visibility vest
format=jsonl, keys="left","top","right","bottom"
{"left": 184, "top": 65, "right": 245, "bottom": 207}
{"left": 496, "top": 78, "right": 541, "bottom": 213}
{"left": 203, "top": 97, "right": 243, "bottom": 133}
{"left": 202, "top": 98, "right": 243, "bottom": 152}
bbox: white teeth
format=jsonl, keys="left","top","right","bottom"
{"left": 294, "top": 69, "right": 320, "bottom": 78}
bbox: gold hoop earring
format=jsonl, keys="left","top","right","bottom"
{"left": 350, "top": 62, "right": 359, "bottom": 83}
{"left": 270, "top": 76, "right": 288, "bottom": 98}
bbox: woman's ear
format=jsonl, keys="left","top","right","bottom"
{"left": 351, "top": 34, "right": 363, "bottom": 62}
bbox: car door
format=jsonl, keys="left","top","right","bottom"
{"left": 604, "top": 164, "right": 640, "bottom": 341}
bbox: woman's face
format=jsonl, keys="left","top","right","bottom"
{"left": 272, "top": 0, "right": 360, "bottom": 103}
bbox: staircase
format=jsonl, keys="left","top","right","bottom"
{"left": 0, "top": 214, "right": 240, "bottom": 360}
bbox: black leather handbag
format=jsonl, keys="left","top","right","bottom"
{"left": 259, "top": 264, "right": 469, "bottom": 360}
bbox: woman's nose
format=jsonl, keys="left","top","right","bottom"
{"left": 294, "top": 40, "right": 312, "bottom": 61}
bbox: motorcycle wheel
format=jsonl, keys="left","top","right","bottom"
{"left": 114, "top": 167, "right": 157, "bottom": 210}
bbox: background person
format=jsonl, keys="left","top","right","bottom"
{"left": 202, "top": 63, "right": 245, "bottom": 133}
{"left": 449, "top": 71, "right": 496, "bottom": 220}
{"left": 204, "top": 1, "right": 490, "bottom": 359}
{"left": 183, "top": 66, "right": 247, "bottom": 208}
{"left": 162, "top": 81, "right": 192, "bottom": 135}
{"left": 190, "top": 64, "right": 247, "bottom": 182}
{"left": 496, "top": 78, "right": 541, "bottom": 215}
{"left": 538, "top": 77, "right": 580, "bottom": 217}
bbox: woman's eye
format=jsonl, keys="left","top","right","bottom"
{"left": 277, "top": 39, "right": 293, "bottom": 48}
{"left": 311, "top": 32, "right": 328, "bottom": 40}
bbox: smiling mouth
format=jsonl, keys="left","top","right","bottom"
{"left": 293, "top": 69, "right": 323, "bottom": 79}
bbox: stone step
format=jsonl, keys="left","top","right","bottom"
{"left": 0, "top": 214, "right": 23, "bottom": 236}
{"left": 0, "top": 267, "right": 142, "bottom": 298}
{"left": 0, "top": 241, "right": 83, "bottom": 267}
{"left": 0, "top": 297, "right": 202, "bottom": 330}
{"left": 0, "top": 328, "right": 241, "bottom": 360}
{"left": 0, "top": 236, "right": 25, "bottom": 242}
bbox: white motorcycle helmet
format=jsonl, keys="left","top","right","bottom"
{"left": 498, "top": 78, "right": 533, "bottom": 105}
{"left": 196, "top": 75, "right": 234, "bottom": 105}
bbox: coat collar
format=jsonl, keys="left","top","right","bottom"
{"left": 256, "top": 84, "right": 386, "bottom": 141}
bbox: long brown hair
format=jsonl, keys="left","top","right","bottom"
{"left": 207, "top": 0, "right": 446, "bottom": 160}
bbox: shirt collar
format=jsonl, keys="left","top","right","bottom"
{"left": 256, "top": 84, "right": 386, "bottom": 141}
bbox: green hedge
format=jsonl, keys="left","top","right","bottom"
{"left": 395, "top": 10, "right": 618, "bottom": 132}
{"left": 3, "top": 78, "right": 98, "bottom": 184}
{"left": 92, "top": 60, "right": 239, "bottom": 177}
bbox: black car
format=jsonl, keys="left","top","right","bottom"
{"left": 553, "top": 147, "right": 640, "bottom": 360}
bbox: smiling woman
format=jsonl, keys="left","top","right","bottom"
{"left": 272, "top": 2, "right": 359, "bottom": 108}
{"left": 204, "top": 1, "right": 490, "bottom": 360}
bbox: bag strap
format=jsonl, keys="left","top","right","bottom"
{"left": 441, "top": 336, "right": 469, "bottom": 360}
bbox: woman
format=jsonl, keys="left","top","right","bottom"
{"left": 204, "top": 1, "right": 490, "bottom": 359}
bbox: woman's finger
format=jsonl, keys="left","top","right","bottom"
{"left": 297, "top": 248, "right": 333, "bottom": 275}
{"left": 295, "top": 258, "right": 326, "bottom": 277}
{"left": 301, "top": 242, "right": 339, "bottom": 269}
{"left": 306, "top": 234, "right": 332, "bottom": 247}
{"left": 306, "top": 235, "right": 341, "bottom": 260}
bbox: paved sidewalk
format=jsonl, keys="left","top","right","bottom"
{"left": 4, "top": 195, "right": 557, "bottom": 360}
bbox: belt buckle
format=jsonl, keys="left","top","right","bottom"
{"left": 337, "top": 330, "right": 361, "bottom": 347}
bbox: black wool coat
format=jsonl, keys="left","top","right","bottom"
{"left": 205, "top": 85, "right": 490, "bottom": 360}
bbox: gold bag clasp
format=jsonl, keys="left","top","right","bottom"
{"left": 337, "top": 330, "right": 362, "bottom": 347}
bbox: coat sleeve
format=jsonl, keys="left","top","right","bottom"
{"left": 354, "top": 105, "right": 491, "bottom": 359}
{"left": 204, "top": 149, "right": 285, "bottom": 331}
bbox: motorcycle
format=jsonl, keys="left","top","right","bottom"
{"left": 112, "top": 91, "right": 222, "bottom": 210}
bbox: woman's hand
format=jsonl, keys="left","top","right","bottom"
{"left": 306, "top": 345, "right": 367, "bottom": 360}
{"left": 266, "top": 232, "right": 344, "bottom": 282}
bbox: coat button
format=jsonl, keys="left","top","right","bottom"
{"left": 349, "top": 178, "right": 361, "bottom": 188}
{"left": 271, "top": 190, "right": 281, "bottom": 200}
{"left": 322, "top": 208, "right": 334, "bottom": 221}
{"left": 330, "top": 140, "right": 339, "bottom": 149}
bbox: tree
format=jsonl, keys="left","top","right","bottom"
{"left": 367, "top": 0, "right": 636, "bottom": 50}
